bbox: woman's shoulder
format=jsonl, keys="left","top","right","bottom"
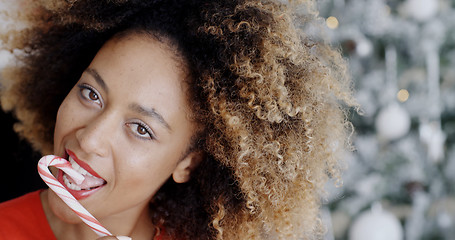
{"left": 0, "top": 190, "right": 43, "bottom": 218}
{"left": 0, "top": 190, "right": 40, "bottom": 208}
{"left": 0, "top": 190, "right": 56, "bottom": 240}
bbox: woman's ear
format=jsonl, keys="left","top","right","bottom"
{"left": 172, "top": 151, "right": 204, "bottom": 183}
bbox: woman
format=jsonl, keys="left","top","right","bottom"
{"left": 0, "top": 0, "right": 357, "bottom": 239}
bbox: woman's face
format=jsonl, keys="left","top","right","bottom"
{"left": 49, "top": 34, "right": 200, "bottom": 228}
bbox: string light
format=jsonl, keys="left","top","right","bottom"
{"left": 397, "top": 89, "right": 410, "bottom": 102}
{"left": 326, "top": 16, "right": 339, "bottom": 29}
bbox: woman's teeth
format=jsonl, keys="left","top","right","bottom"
{"left": 63, "top": 156, "right": 104, "bottom": 191}
{"left": 69, "top": 156, "right": 92, "bottom": 176}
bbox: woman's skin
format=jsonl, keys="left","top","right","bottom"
{"left": 40, "top": 33, "right": 202, "bottom": 240}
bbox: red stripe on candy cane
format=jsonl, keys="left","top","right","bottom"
{"left": 37, "top": 155, "right": 112, "bottom": 237}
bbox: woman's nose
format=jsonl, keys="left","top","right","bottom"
{"left": 75, "top": 111, "right": 116, "bottom": 158}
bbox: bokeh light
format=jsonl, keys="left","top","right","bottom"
{"left": 326, "top": 16, "right": 339, "bottom": 29}
{"left": 397, "top": 89, "right": 410, "bottom": 102}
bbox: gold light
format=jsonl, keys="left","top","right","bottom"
{"left": 397, "top": 89, "right": 410, "bottom": 102}
{"left": 326, "top": 16, "right": 339, "bottom": 29}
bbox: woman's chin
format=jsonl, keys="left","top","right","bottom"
{"left": 47, "top": 190, "right": 84, "bottom": 224}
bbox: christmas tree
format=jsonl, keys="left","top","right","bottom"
{"left": 314, "top": 0, "right": 455, "bottom": 239}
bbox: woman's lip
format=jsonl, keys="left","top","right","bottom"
{"left": 57, "top": 170, "right": 104, "bottom": 200}
{"left": 66, "top": 149, "right": 104, "bottom": 179}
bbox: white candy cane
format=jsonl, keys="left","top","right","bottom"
{"left": 38, "top": 155, "right": 112, "bottom": 237}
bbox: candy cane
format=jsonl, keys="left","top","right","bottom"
{"left": 38, "top": 155, "right": 112, "bottom": 237}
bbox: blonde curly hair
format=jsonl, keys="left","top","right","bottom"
{"left": 0, "top": 0, "right": 358, "bottom": 239}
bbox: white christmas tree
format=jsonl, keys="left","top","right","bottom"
{"left": 312, "top": 0, "right": 455, "bottom": 239}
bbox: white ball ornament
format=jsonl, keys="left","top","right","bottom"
{"left": 349, "top": 204, "right": 403, "bottom": 240}
{"left": 375, "top": 103, "right": 411, "bottom": 141}
{"left": 404, "top": 0, "right": 439, "bottom": 21}
{"left": 356, "top": 39, "right": 373, "bottom": 58}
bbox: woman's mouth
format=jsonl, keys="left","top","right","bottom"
{"left": 57, "top": 152, "right": 107, "bottom": 200}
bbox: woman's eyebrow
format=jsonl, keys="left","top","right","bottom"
{"left": 85, "top": 68, "right": 109, "bottom": 93}
{"left": 129, "top": 103, "right": 172, "bottom": 132}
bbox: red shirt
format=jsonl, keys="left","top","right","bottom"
{"left": 0, "top": 190, "right": 168, "bottom": 239}
{"left": 0, "top": 190, "right": 56, "bottom": 240}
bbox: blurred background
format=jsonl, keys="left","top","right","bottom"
{"left": 1, "top": 0, "right": 454, "bottom": 239}
{"left": 313, "top": 0, "right": 455, "bottom": 239}
{"left": 0, "top": 0, "right": 50, "bottom": 204}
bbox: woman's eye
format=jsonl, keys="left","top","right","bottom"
{"left": 127, "top": 122, "right": 155, "bottom": 140}
{"left": 87, "top": 90, "right": 99, "bottom": 101}
{"left": 137, "top": 125, "right": 148, "bottom": 135}
{"left": 79, "top": 85, "right": 102, "bottom": 106}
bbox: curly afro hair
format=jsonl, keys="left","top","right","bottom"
{"left": 0, "top": 0, "right": 358, "bottom": 239}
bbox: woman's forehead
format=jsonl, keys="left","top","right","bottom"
{"left": 87, "top": 33, "right": 194, "bottom": 125}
